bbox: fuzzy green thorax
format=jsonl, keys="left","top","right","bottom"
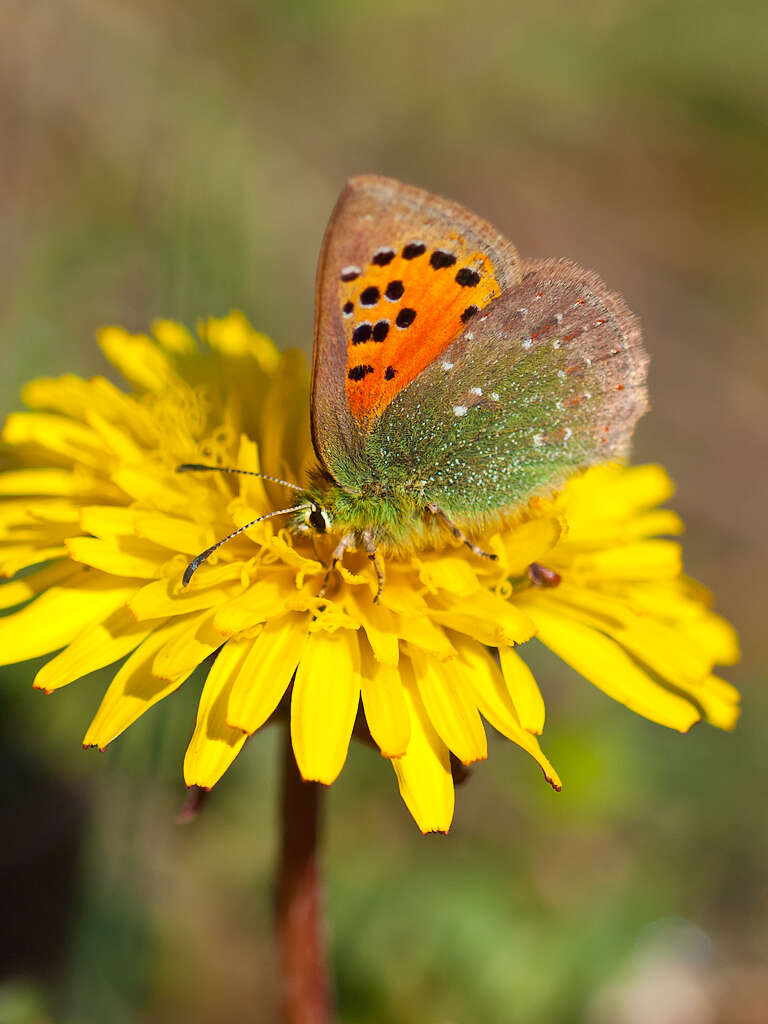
{"left": 295, "top": 472, "right": 434, "bottom": 551}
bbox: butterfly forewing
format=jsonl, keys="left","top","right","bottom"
{"left": 368, "top": 258, "right": 648, "bottom": 516}
{"left": 312, "top": 175, "right": 522, "bottom": 484}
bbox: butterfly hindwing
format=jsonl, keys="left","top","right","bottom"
{"left": 311, "top": 175, "right": 522, "bottom": 485}
{"left": 367, "top": 258, "right": 648, "bottom": 516}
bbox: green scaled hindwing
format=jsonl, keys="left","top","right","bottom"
{"left": 367, "top": 257, "right": 648, "bottom": 517}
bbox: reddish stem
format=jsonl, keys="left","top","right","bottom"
{"left": 276, "top": 726, "right": 333, "bottom": 1024}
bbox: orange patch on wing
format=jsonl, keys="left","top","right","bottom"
{"left": 341, "top": 238, "right": 500, "bottom": 425}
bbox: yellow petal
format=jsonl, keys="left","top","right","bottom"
{"left": 110, "top": 465, "right": 191, "bottom": 514}
{"left": 85, "top": 410, "right": 144, "bottom": 462}
{"left": 533, "top": 584, "right": 712, "bottom": 680}
{"left": 429, "top": 589, "right": 535, "bottom": 647}
{"left": 34, "top": 606, "right": 160, "bottom": 692}
{"left": 560, "top": 464, "right": 674, "bottom": 524}
{"left": 152, "top": 318, "right": 197, "bottom": 355}
{"left": 83, "top": 613, "right": 208, "bottom": 748}
{"left": 0, "top": 561, "right": 78, "bottom": 610}
{"left": 529, "top": 604, "right": 701, "bottom": 732}
{"left": 452, "top": 636, "right": 561, "bottom": 790}
{"left": 0, "top": 468, "right": 118, "bottom": 500}
{"left": 65, "top": 536, "right": 165, "bottom": 578}
{"left": 565, "top": 541, "right": 682, "bottom": 581}
{"left": 0, "top": 573, "right": 137, "bottom": 666}
{"left": 202, "top": 311, "right": 279, "bottom": 370}
{"left": 129, "top": 576, "right": 242, "bottom": 621}
{"left": 213, "top": 578, "right": 294, "bottom": 635}
{"left": 395, "top": 613, "right": 456, "bottom": 659}
{"left": 131, "top": 512, "right": 212, "bottom": 556}
{"left": 677, "top": 610, "right": 741, "bottom": 667}
{"left": 499, "top": 516, "right": 561, "bottom": 576}
{"left": 227, "top": 613, "right": 309, "bottom": 734}
{"left": 350, "top": 591, "right": 399, "bottom": 667}
{"left": 0, "top": 498, "right": 77, "bottom": 528}
{"left": 183, "top": 639, "right": 250, "bottom": 789}
{"left": 78, "top": 505, "right": 137, "bottom": 537}
{"left": 0, "top": 544, "right": 69, "bottom": 576}
{"left": 97, "top": 326, "right": 177, "bottom": 392}
{"left": 22, "top": 373, "right": 107, "bottom": 419}
{"left": 231, "top": 435, "right": 271, "bottom": 511}
{"left": 498, "top": 646, "right": 546, "bottom": 734}
{"left": 407, "top": 644, "right": 487, "bottom": 765}
{"left": 392, "top": 662, "right": 454, "bottom": 833}
{"left": 359, "top": 643, "right": 410, "bottom": 758}
{"left": 413, "top": 555, "right": 480, "bottom": 598}
{"left": 151, "top": 613, "right": 224, "bottom": 682}
{"left": 689, "top": 675, "right": 740, "bottom": 730}
{"left": 378, "top": 576, "right": 431, "bottom": 616}
{"left": 257, "top": 349, "right": 311, "bottom": 475}
{"left": 2, "top": 412, "right": 107, "bottom": 469}
{"left": 20, "top": 374, "right": 158, "bottom": 444}
{"left": 291, "top": 628, "right": 360, "bottom": 785}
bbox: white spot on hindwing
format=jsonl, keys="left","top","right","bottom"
{"left": 453, "top": 405, "right": 468, "bottom": 417}
{"left": 522, "top": 338, "right": 533, "bottom": 350}
{"left": 533, "top": 432, "right": 545, "bottom": 447}
{"left": 470, "top": 387, "right": 482, "bottom": 396}
{"left": 442, "top": 361, "right": 454, "bottom": 371}
{"left": 490, "top": 392, "right": 499, "bottom": 401}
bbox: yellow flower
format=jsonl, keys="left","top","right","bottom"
{"left": 0, "top": 314, "right": 740, "bottom": 832}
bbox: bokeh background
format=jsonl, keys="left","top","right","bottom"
{"left": 1, "top": 1, "right": 766, "bottom": 1022}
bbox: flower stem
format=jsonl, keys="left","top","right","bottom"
{"left": 276, "top": 725, "right": 333, "bottom": 1024}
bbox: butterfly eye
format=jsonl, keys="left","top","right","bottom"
{"left": 307, "top": 507, "right": 332, "bottom": 533}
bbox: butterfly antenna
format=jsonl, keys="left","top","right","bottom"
{"left": 176, "top": 463, "right": 305, "bottom": 494}
{"left": 182, "top": 504, "right": 312, "bottom": 586}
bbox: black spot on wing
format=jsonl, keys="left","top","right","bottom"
{"left": 456, "top": 267, "right": 481, "bottom": 287}
{"left": 402, "top": 242, "right": 426, "bottom": 260}
{"left": 430, "top": 250, "right": 457, "bottom": 270}
{"left": 352, "top": 323, "right": 372, "bottom": 344}
{"left": 396, "top": 308, "right": 417, "bottom": 329}
{"left": 348, "top": 364, "right": 374, "bottom": 381}
{"left": 372, "top": 320, "right": 390, "bottom": 342}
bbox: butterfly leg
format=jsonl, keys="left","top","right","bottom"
{"left": 362, "top": 529, "right": 385, "bottom": 604}
{"left": 318, "top": 532, "right": 356, "bottom": 598}
{"left": 427, "top": 503, "right": 499, "bottom": 561}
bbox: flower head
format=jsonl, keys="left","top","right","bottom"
{"left": 0, "top": 314, "right": 740, "bottom": 831}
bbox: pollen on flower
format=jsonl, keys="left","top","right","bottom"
{"left": 0, "top": 313, "right": 741, "bottom": 835}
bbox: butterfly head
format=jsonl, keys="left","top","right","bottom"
{"left": 302, "top": 504, "right": 333, "bottom": 534}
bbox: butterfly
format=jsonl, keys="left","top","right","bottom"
{"left": 179, "top": 175, "right": 648, "bottom": 599}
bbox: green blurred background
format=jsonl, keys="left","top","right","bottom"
{"left": 1, "top": 1, "right": 766, "bottom": 1021}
